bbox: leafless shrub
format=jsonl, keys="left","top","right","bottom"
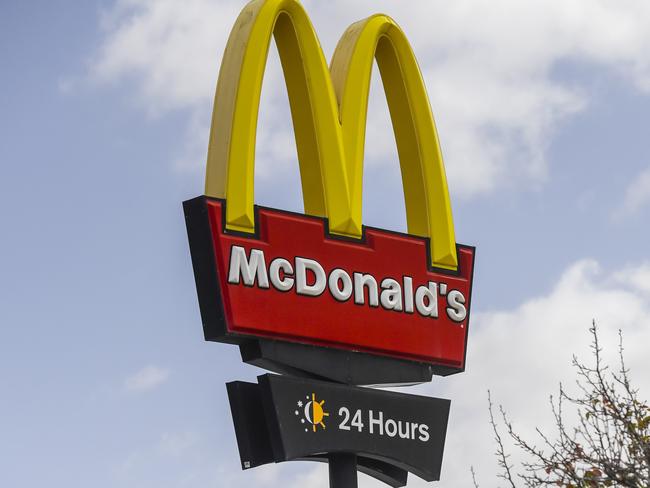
{"left": 478, "top": 322, "right": 650, "bottom": 487}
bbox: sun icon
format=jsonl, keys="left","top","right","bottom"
{"left": 295, "top": 393, "right": 329, "bottom": 432}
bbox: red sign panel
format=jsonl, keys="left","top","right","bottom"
{"left": 184, "top": 197, "right": 475, "bottom": 372}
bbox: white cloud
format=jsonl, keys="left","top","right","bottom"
{"left": 93, "top": 0, "right": 242, "bottom": 114}
{"left": 614, "top": 261, "right": 650, "bottom": 296}
{"left": 260, "top": 259, "right": 650, "bottom": 487}
{"left": 90, "top": 0, "right": 650, "bottom": 198}
{"left": 124, "top": 365, "right": 169, "bottom": 393}
{"left": 406, "top": 259, "right": 650, "bottom": 487}
{"left": 616, "top": 166, "right": 650, "bottom": 216}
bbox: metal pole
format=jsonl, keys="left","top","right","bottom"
{"left": 329, "top": 453, "right": 358, "bottom": 488}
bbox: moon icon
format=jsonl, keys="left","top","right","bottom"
{"left": 304, "top": 401, "right": 313, "bottom": 423}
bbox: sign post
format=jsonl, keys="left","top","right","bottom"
{"left": 183, "top": 0, "right": 476, "bottom": 485}
{"left": 329, "top": 453, "right": 358, "bottom": 488}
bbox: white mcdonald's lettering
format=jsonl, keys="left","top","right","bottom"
{"left": 227, "top": 246, "right": 269, "bottom": 289}
{"left": 295, "top": 257, "right": 326, "bottom": 297}
{"left": 227, "top": 246, "right": 467, "bottom": 323}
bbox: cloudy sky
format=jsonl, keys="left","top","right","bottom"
{"left": 2, "top": 0, "right": 650, "bottom": 486}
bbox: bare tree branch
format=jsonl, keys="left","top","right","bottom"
{"left": 488, "top": 390, "right": 518, "bottom": 488}
{"left": 478, "top": 322, "right": 650, "bottom": 488}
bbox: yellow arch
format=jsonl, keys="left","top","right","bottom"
{"left": 205, "top": 0, "right": 457, "bottom": 269}
{"left": 205, "top": 0, "right": 353, "bottom": 235}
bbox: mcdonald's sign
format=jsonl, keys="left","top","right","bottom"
{"left": 184, "top": 0, "right": 475, "bottom": 376}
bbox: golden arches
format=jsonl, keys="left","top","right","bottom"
{"left": 205, "top": 0, "right": 458, "bottom": 269}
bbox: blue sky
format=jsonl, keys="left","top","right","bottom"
{"left": 2, "top": 1, "right": 650, "bottom": 487}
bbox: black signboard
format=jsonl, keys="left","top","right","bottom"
{"left": 227, "top": 374, "right": 450, "bottom": 483}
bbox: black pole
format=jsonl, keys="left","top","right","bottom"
{"left": 329, "top": 452, "right": 358, "bottom": 488}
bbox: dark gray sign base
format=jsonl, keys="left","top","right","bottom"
{"left": 240, "top": 339, "right": 460, "bottom": 386}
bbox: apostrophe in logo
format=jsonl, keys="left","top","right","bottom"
{"left": 294, "top": 393, "right": 329, "bottom": 432}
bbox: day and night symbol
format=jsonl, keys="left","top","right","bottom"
{"left": 295, "top": 393, "right": 329, "bottom": 432}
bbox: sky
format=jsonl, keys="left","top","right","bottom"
{"left": 1, "top": 0, "right": 650, "bottom": 487}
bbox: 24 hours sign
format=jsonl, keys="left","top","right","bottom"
{"left": 227, "top": 375, "right": 451, "bottom": 482}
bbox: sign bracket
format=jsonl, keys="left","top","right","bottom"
{"left": 239, "top": 339, "right": 448, "bottom": 386}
